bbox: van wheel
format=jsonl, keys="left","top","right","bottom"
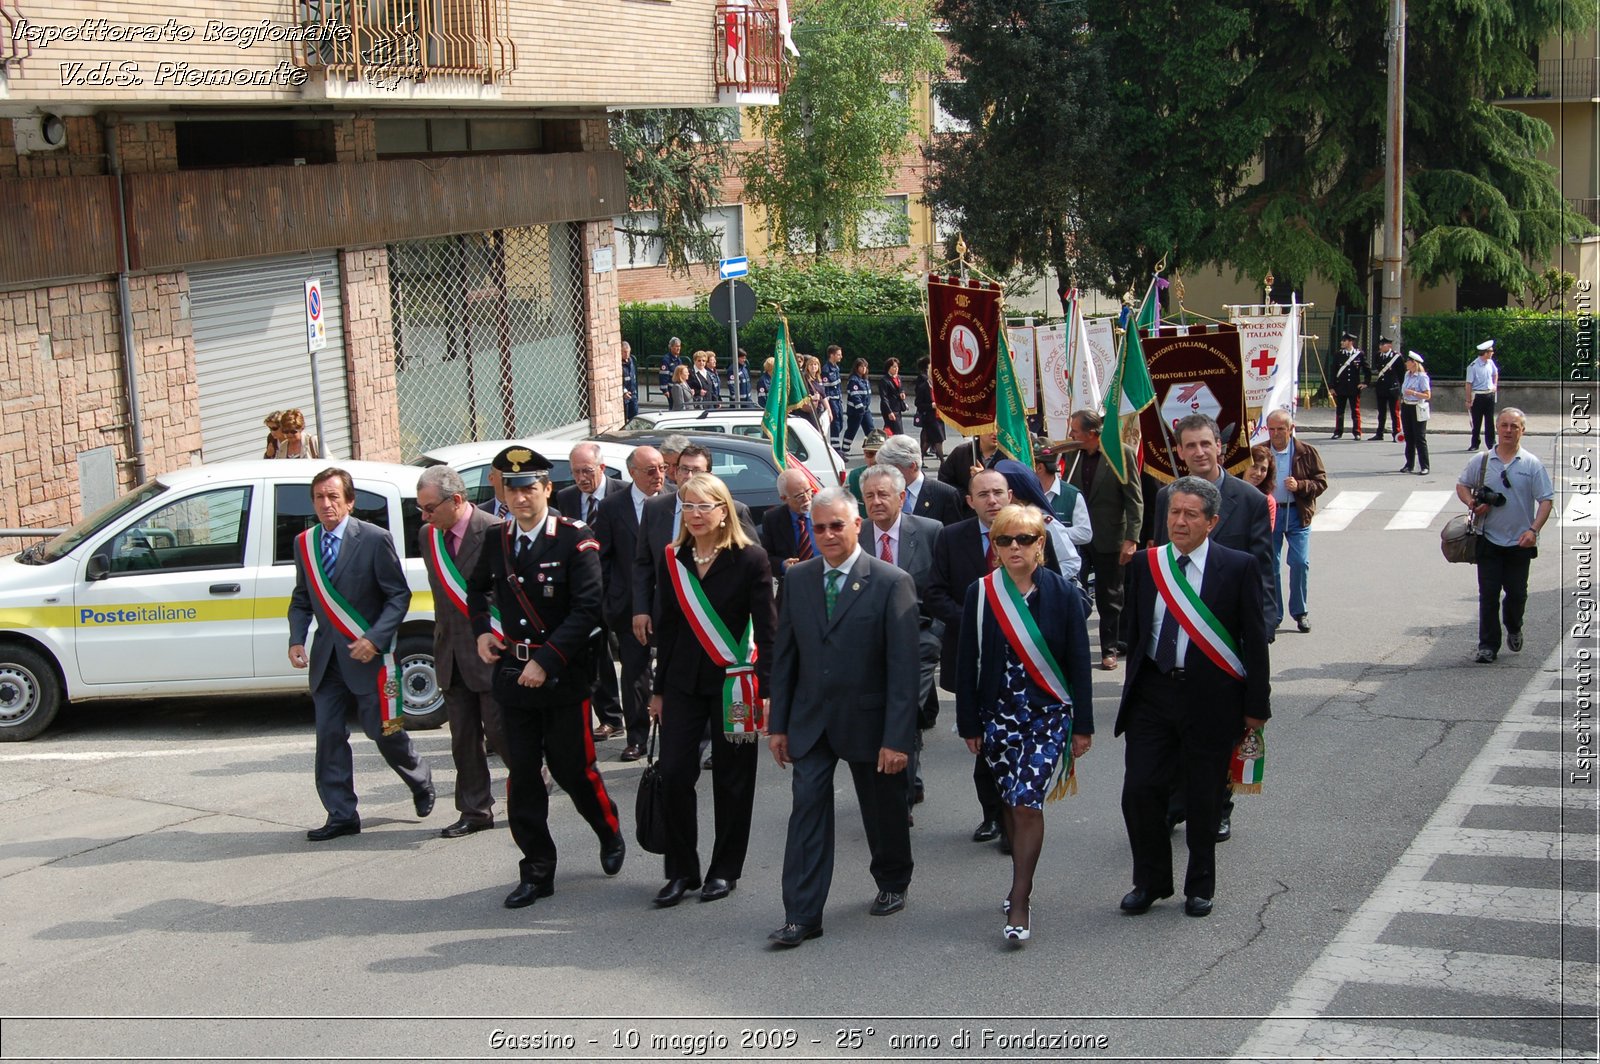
{"left": 0, "top": 646, "right": 63, "bottom": 742}
{"left": 397, "top": 633, "right": 447, "bottom": 730}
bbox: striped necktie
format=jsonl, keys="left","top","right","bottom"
{"left": 795, "top": 516, "right": 813, "bottom": 561}
{"left": 321, "top": 531, "right": 339, "bottom": 573}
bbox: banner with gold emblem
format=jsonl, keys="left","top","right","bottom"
{"left": 1136, "top": 323, "right": 1251, "bottom": 483}
{"left": 926, "top": 274, "right": 1003, "bottom": 434}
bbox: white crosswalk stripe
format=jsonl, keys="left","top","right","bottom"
{"left": 1562, "top": 492, "right": 1596, "bottom": 530}
{"left": 1310, "top": 490, "right": 1382, "bottom": 532}
{"left": 1282, "top": 486, "right": 1591, "bottom": 532}
{"left": 1383, "top": 490, "right": 1454, "bottom": 530}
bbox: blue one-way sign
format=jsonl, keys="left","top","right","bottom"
{"left": 718, "top": 256, "right": 749, "bottom": 280}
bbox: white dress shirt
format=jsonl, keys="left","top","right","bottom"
{"left": 1148, "top": 538, "right": 1210, "bottom": 665}
{"left": 870, "top": 518, "right": 902, "bottom": 566}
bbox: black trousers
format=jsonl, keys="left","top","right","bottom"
{"left": 1088, "top": 549, "right": 1128, "bottom": 657}
{"left": 611, "top": 617, "right": 654, "bottom": 749}
{"left": 974, "top": 753, "right": 1003, "bottom": 822}
{"left": 1470, "top": 393, "right": 1497, "bottom": 447}
{"left": 1332, "top": 392, "right": 1363, "bottom": 436}
{"left": 1373, "top": 390, "right": 1401, "bottom": 437}
{"left": 1121, "top": 667, "right": 1237, "bottom": 900}
{"left": 493, "top": 671, "right": 620, "bottom": 884}
{"left": 589, "top": 628, "right": 624, "bottom": 730}
{"left": 658, "top": 690, "right": 758, "bottom": 883}
{"left": 1477, "top": 541, "right": 1536, "bottom": 653}
{"left": 1401, "top": 404, "right": 1430, "bottom": 470}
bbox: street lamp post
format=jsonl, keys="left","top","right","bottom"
{"left": 1380, "top": 0, "right": 1406, "bottom": 346}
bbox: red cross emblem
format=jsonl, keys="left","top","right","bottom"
{"left": 1251, "top": 349, "right": 1276, "bottom": 377}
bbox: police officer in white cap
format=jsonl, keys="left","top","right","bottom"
{"left": 1465, "top": 339, "right": 1499, "bottom": 451}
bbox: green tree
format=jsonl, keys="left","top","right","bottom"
{"left": 741, "top": 0, "right": 947, "bottom": 259}
{"left": 609, "top": 109, "right": 738, "bottom": 276}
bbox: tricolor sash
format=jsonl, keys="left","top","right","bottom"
{"left": 980, "top": 568, "right": 1077, "bottom": 800}
{"left": 1147, "top": 545, "right": 1246, "bottom": 680}
{"left": 424, "top": 527, "right": 503, "bottom": 642}
{"left": 297, "top": 526, "right": 405, "bottom": 734}
{"left": 665, "top": 546, "right": 763, "bottom": 742}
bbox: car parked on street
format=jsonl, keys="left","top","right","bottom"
{"left": 591, "top": 430, "right": 785, "bottom": 521}
{"left": 623, "top": 409, "right": 845, "bottom": 486}
{"left": 414, "top": 437, "right": 635, "bottom": 510}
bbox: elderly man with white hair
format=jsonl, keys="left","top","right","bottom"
{"left": 876, "top": 434, "right": 963, "bottom": 525}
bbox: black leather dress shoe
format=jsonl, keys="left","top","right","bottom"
{"left": 413, "top": 784, "right": 436, "bottom": 818}
{"left": 1185, "top": 895, "right": 1214, "bottom": 917}
{"left": 869, "top": 890, "right": 907, "bottom": 916}
{"left": 700, "top": 878, "right": 736, "bottom": 902}
{"left": 620, "top": 744, "right": 645, "bottom": 762}
{"left": 971, "top": 818, "right": 1002, "bottom": 842}
{"left": 1475, "top": 645, "right": 1498, "bottom": 663}
{"left": 1214, "top": 815, "right": 1232, "bottom": 843}
{"left": 767, "top": 922, "right": 823, "bottom": 948}
{"left": 1368, "top": 433, "right": 1384, "bottom": 441}
{"left": 306, "top": 819, "right": 360, "bottom": 842}
{"left": 1119, "top": 887, "right": 1172, "bottom": 914}
{"left": 504, "top": 880, "right": 553, "bottom": 909}
{"left": 439, "top": 817, "right": 494, "bottom": 839}
{"left": 653, "top": 877, "right": 701, "bottom": 907}
{"left": 1508, "top": 630, "right": 1524, "bottom": 653}
{"left": 600, "top": 833, "right": 626, "bottom": 876}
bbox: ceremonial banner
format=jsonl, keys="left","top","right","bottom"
{"left": 1004, "top": 325, "right": 1038, "bottom": 414}
{"left": 1037, "top": 321, "right": 1072, "bottom": 440}
{"left": 763, "top": 318, "right": 822, "bottom": 490}
{"left": 1083, "top": 315, "right": 1120, "bottom": 412}
{"left": 1136, "top": 323, "right": 1250, "bottom": 483}
{"left": 1102, "top": 280, "right": 1159, "bottom": 484}
{"left": 926, "top": 274, "right": 1002, "bottom": 434}
{"left": 1242, "top": 301, "right": 1301, "bottom": 443}
{"left": 995, "top": 330, "right": 1034, "bottom": 467}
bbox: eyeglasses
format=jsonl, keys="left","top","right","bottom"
{"left": 814, "top": 519, "right": 850, "bottom": 534}
{"left": 992, "top": 533, "right": 1041, "bottom": 548}
{"left": 418, "top": 497, "right": 458, "bottom": 516}
{"left": 780, "top": 489, "right": 813, "bottom": 501}
{"left": 680, "top": 502, "right": 725, "bottom": 514}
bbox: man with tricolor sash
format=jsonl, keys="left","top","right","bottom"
{"left": 1115, "top": 475, "right": 1271, "bottom": 919}
{"left": 289, "top": 467, "right": 434, "bottom": 842}
{"left": 417, "top": 464, "right": 507, "bottom": 839}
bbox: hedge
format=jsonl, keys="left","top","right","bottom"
{"left": 1309, "top": 309, "right": 1593, "bottom": 383}
{"left": 624, "top": 308, "right": 928, "bottom": 375}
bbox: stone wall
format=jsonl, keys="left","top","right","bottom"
{"left": 340, "top": 249, "right": 402, "bottom": 462}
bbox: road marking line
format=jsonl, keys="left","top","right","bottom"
{"left": 1310, "top": 490, "right": 1381, "bottom": 532}
{"left": 1369, "top": 883, "right": 1595, "bottom": 925}
{"left": 1316, "top": 942, "right": 1594, "bottom": 1009}
{"left": 1245, "top": 1018, "right": 1582, "bottom": 1062}
{"left": 1560, "top": 492, "right": 1595, "bottom": 530}
{"left": 1408, "top": 825, "right": 1572, "bottom": 860}
{"left": 1383, "top": 490, "right": 1454, "bottom": 530}
{"left": 1475, "top": 783, "right": 1598, "bottom": 810}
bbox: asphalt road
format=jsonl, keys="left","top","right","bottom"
{"left": 1, "top": 431, "right": 1593, "bottom": 1062}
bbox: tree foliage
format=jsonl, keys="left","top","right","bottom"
{"left": 695, "top": 260, "right": 922, "bottom": 314}
{"left": 609, "top": 109, "right": 738, "bottom": 276}
{"left": 741, "top": 0, "right": 947, "bottom": 259}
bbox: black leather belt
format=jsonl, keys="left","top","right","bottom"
{"left": 1142, "top": 656, "right": 1187, "bottom": 681}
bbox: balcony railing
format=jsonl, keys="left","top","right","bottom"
{"left": 1569, "top": 198, "right": 1600, "bottom": 226}
{"left": 1505, "top": 58, "right": 1599, "bottom": 101}
{"left": 291, "top": 0, "right": 516, "bottom": 85}
{"left": 715, "top": 0, "right": 787, "bottom": 101}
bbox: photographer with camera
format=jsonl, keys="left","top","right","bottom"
{"left": 1454, "top": 408, "right": 1554, "bottom": 664}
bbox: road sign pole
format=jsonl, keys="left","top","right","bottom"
{"left": 730, "top": 317, "right": 740, "bottom": 408}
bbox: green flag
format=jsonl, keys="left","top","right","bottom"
{"left": 995, "top": 329, "right": 1034, "bottom": 468}
{"left": 763, "top": 317, "right": 810, "bottom": 470}
{"left": 1102, "top": 278, "right": 1160, "bottom": 483}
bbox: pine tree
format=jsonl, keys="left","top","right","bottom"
{"left": 609, "top": 109, "right": 739, "bottom": 276}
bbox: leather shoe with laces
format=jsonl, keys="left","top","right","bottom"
{"left": 700, "top": 878, "right": 735, "bottom": 902}
{"left": 413, "top": 783, "right": 436, "bottom": 818}
{"left": 600, "top": 833, "right": 626, "bottom": 876}
{"left": 620, "top": 744, "right": 645, "bottom": 762}
{"left": 1119, "top": 887, "right": 1172, "bottom": 914}
{"left": 503, "top": 879, "right": 553, "bottom": 909}
{"left": 306, "top": 818, "right": 360, "bottom": 842}
{"left": 971, "top": 818, "right": 1002, "bottom": 842}
{"left": 1214, "top": 815, "right": 1232, "bottom": 843}
{"left": 1475, "top": 645, "right": 1498, "bottom": 663}
{"left": 1185, "top": 895, "right": 1214, "bottom": 917}
{"left": 1508, "top": 630, "right": 1524, "bottom": 653}
{"left": 592, "top": 723, "right": 618, "bottom": 741}
{"left": 439, "top": 817, "right": 493, "bottom": 839}
{"left": 767, "top": 922, "right": 823, "bottom": 948}
{"left": 653, "top": 877, "right": 701, "bottom": 907}
{"left": 869, "top": 890, "right": 906, "bottom": 916}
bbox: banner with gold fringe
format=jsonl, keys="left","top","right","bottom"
{"left": 1230, "top": 725, "right": 1265, "bottom": 793}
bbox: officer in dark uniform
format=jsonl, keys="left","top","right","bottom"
{"left": 822, "top": 345, "right": 845, "bottom": 448}
{"left": 468, "top": 446, "right": 627, "bottom": 909}
{"left": 1328, "top": 332, "right": 1370, "bottom": 440}
{"left": 1369, "top": 336, "right": 1405, "bottom": 441}
{"left": 621, "top": 341, "right": 639, "bottom": 421}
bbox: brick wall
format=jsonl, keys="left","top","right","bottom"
{"left": 333, "top": 118, "right": 378, "bottom": 163}
{"left": 0, "top": 115, "right": 106, "bottom": 179}
{"left": 112, "top": 120, "right": 178, "bottom": 173}
{"left": 128, "top": 273, "right": 205, "bottom": 479}
{"left": 582, "top": 219, "right": 625, "bottom": 433}
{"left": 340, "top": 248, "right": 403, "bottom": 461}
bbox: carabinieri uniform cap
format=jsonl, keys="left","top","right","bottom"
{"left": 1476, "top": 338, "right": 1495, "bottom": 351}
{"left": 1407, "top": 350, "right": 1425, "bottom": 365}
{"left": 1340, "top": 331, "right": 1357, "bottom": 342}
{"left": 492, "top": 446, "right": 552, "bottom": 488}
{"left": 1377, "top": 335, "right": 1393, "bottom": 345}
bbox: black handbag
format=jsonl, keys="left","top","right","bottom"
{"left": 1441, "top": 456, "right": 1488, "bottom": 565}
{"left": 634, "top": 722, "right": 669, "bottom": 854}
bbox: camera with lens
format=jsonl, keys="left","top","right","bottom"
{"left": 1471, "top": 486, "right": 1507, "bottom": 508}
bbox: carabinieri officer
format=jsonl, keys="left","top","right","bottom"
{"left": 467, "top": 446, "right": 627, "bottom": 909}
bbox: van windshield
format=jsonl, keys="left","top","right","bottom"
{"left": 29, "top": 481, "right": 169, "bottom": 564}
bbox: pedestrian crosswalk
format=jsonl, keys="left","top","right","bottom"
{"left": 1233, "top": 649, "right": 1599, "bottom": 1063}
{"left": 1301, "top": 486, "right": 1596, "bottom": 533}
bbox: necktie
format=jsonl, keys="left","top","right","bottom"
{"left": 880, "top": 532, "right": 893, "bottom": 565}
{"left": 321, "top": 532, "right": 339, "bottom": 573}
{"left": 586, "top": 495, "right": 597, "bottom": 523}
{"left": 515, "top": 533, "right": 531, "bottom": 566}
{"left": 796, "top": 516, "right": 813, "bottom": 561}
{"left": 1154, "top": 555, "right": 1191, "bottom": 673}
{"left": 901, "top": 491, "right": 914, "bottom": 514}
{"left": 983, "top": 531, "right": 996, "bottom": 569}
{"left": 824, "top": 568, "right": 842, "bottom": 617}
{"left": 446, "top": 530, "right": 460, "bottom": 558}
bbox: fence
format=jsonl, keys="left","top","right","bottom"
{"left": 624, "top": 308, "right": 927, "bottom": 378}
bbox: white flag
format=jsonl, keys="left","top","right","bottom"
{"left": 1005, "top": 325, "right": 1038, "bottom": 414}
{"left": 1249, "top": 299, "right": 1301, "bottom": 443}
{"left": 1038, "top": 322, "right": 1072, "bottom": 439}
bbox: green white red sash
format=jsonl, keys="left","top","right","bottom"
{"left": 978, "top": 568, "right": 1077, "bottom": 800}
{"left": 1148, "top": 545, "right": 1246, "bottom": 680}
{"left": 424, "top": 526, "right": 503, "bottom": 642}
{"left": 297, "top": 526, "right": 405, "bottom": 735}
{"left": 1230, "top": 724, "right": 1265, "bottom": 793}
{"left": 665, "top": 546, "right": 763, "bottom": 742}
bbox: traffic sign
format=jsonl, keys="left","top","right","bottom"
{"left": 718, "top": 256, "right": 749, "bottom": 280}
{"left": 709, "top": 279, "right": 757, "bottom": 329}
{"left": 304, "top": 278, "right": 327, "bottom": 352}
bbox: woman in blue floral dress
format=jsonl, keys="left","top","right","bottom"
{"left": 956, "top": 504, "right": 1094, "bottom": 945}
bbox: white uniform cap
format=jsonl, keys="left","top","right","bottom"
{"left": 1476, "top": 339, "right": 1495, "bottom": 351}
{"left": 1407, "top": 350, "right": 1425, "bottom": 365}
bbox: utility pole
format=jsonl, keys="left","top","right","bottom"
{"left": 1380, "top": 0, "right": 1406, "bottom": 346}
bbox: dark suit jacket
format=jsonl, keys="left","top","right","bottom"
{"left": 906, "top": 475, "right": 963, "bottom": 526}
{"left": 632, "top": 491, "right": 757, "bottom": 620}
{"left": 554, "top": 476, "right": 624, "bottom": 525}
{"left": 652, "top": 542, "right": 776, "bottom": 697}
{"left": 760, "top": 505, "right": 815, "bottom": 575}
{"left": 417, "top": 506, "right": 501, "bottom": 692}
{"left": 1153, "top": 471, "right": 1274, "bottom": 591}
{"left": 1115, "top": 541, "right": 1271, "bottom": 736}
{"left": 592, "top": 485, "right": 648, "bottom": 627}
{"left": 954, "top": 565, "right": 1095, "bottom": 738}
{"left": 925, "top": 516, "right": 1059, "bottom": 691}
{"left": 1067, "top": 444, "right": 1143, "bottom": 553}
{"left": 289, "top": 517, "right": 410, "bottom": 691}
{"left": 936, "top": 441, "right": 1001, "bottom": 507}
{"left": 768, "top": 551, "right": 921, "bottom": 762}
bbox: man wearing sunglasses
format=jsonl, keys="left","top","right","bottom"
{"left": 1455, "top": 408, "right": 1554, "bottom": 663}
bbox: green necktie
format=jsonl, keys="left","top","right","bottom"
{"left": 825, "top": 568, "right": 842, "bottom": 618}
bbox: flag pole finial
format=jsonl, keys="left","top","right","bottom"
{"left": 1263, "top": 271, "right": 1275, "bottom": 306}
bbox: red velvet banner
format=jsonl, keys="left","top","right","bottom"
{"left": 1136, "top": 323, "right": 1251, "bottom": 483}
{"left": 926, "top": 274, "right": 1002, "bottom": 433}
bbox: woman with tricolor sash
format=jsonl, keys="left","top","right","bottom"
{"left": 955, "top": 504, "right": 1094, "bottom": 946}
{"left": 648, "top": 473, "right": 777, "bottom": 908}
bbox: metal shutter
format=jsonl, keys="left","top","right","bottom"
{"left": 189, "top": 254, "right": 352, "bottom": 462}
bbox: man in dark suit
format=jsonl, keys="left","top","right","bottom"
{"left": 1117, "top": 476, "right": 1270, "bottom": 918}
{"left": 467, "top": 447, "right": 626, "bottom": 909}
{"left": 937, "top": 431, "right": 1004, "bottom": 513}
{"left": 760, "top": 468, "right": 819, "bottom": 586}
{"left": 860, "top": 464, "right": 943, "bottom": 817}
{"left": 479, "top": 468, "right": 511, "bottom": 521}
{"left": 592, "top": 445, "right": 668, "bottom": 761}
{"left": 1066, "top": 409, "right": 1144, "bottom": 671}
{"left": 556, "top": 442, "right": 627, "bottom": 741}
{"left": 877, "top": 434, "right": 962, "bottom": 525}
{"left": 289, "top": 467, "right": 434, "bottom": 841}
{"left": 417, "top": 465, "right": 506, "bottom": 838}
{"left": 767, "top": 487, "right": 921, "bottom": 948}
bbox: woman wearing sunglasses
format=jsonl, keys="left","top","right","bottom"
{"left": 954, "top": 504, "right": 1094, "bottom": 946}
{"left": 648, "top": 473, "right": 777, "bottom": 907}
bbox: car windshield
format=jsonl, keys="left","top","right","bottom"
{"left": 30, "top": 481, "right": 169, "bottom": 564}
